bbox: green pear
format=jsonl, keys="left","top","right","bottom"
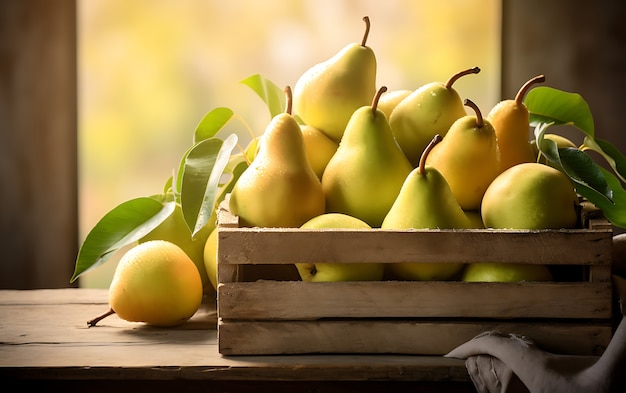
{"left": 382, "top": 135, "right": 470, "bottom": 281}
{"left": 229, "top": 86, "right": 325, "bottom": 228}
{"left": 293, "top": 16, "right": 377, "bottom": 143}
{"left": 295, "top": 213, "right": 384, "bottom": 282}
{"left": 425, "top": 99, "right": 501, "bottom": 211}
{"left": 487, "top": 75, "right": 545, "bottom": 172}
{"left": 462, "top": 263, "right": 553, "bottom": 283}
{"left": 481, "top": 162, "right": 579, "bottom": 230}
{"left": 322, "top": 86, "right": 413, "bottom": 227}
{"left": 389, "top": 67, "right": 480, "bottom": 166}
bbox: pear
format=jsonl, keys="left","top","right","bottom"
{"left": 88, "top": 240, "right": 204, "bottom": 327}
{"left": 389, "top": 66, "right": 481, "bottom": 166}
{"left": 295, "top": 213, "right": 384, "bottom": 282}
{"left": 481, "top": 162, "right": 579, "bottom": 230}
{"left": 488, "top": 75, "right": 545, "bottom": 172}
{"left": 300, "top": 124, "right": 338, "bottom": 180}
{"left": 377, "top": 89, "right": 412, "bottom": 119}
{"left": 382, "top": 135, "right": 470, "bottom": 281}
{"left": 425, "top": 99, "right": 501, "bottom": 211}
{"left": 293, "top": 16, "right": 377, "bottom": 143}
{"left": 322, "top": 86, "right": 413, "bottom": 227}
{"left": 229, "top": 86, "right": 325, "bottom": 228}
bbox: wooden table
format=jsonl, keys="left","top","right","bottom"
{"left": 0, "top": 288, "right": 475, "bottom": 392}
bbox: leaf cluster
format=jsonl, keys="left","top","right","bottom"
{"left": 70, "top": 75, "right": 284, "bottom": 282}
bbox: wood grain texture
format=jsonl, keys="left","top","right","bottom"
{"left": 218, "top": 320, "right": 612, "bottom": 356}
{"left": 0, "top": 0, "right": 78, "bottom": 289}
{"left": 218, "top": 280, "right": 613, "bottom": 320}
{"left": 0, "top": 289, "right": 472, "bottom": 387}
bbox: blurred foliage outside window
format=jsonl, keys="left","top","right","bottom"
{"left": 78, "top": 0, "right": 501, "bottom": 288}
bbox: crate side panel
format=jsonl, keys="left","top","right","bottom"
{"left": 218, "top": 281, "right": 613, "bottom": 320}
{"left": 217, "top": 228, "right": 612, "bottom": 265}
{"left": 218, "top": 320, "right": 612, "bottom": 356}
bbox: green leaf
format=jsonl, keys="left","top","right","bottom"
{"left": 581, "top": 166, "right": 626, "bottom": 228}
{"left": 525, "top": 86, "right": 595, "bottom": 137}
{"left": 581, "top": 136, "right": 626, "bottom": 183}
{"left": 535, "top": 123, "right": 613, "bottom": 202}
{"left": 71, "top": 198, "right": 176, "bottom": 282}
{"left": 180, "top": 134, "right": 238, "bottom": 237}
{"left": 240, "top": 74, "right": 286, "bottom": 118}
{"left": 193, "top": 107, "right": 234, "bottom": 144}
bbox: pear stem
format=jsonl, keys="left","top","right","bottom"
{"left": 371, "top": 86, "right": 387, "bottom": 117}
{"left": 284, "top": 86, "right": 293, "bottom": 115}
{"left": 361, "top": 16, "right": 370, "bottom": 47}
{"left": 445, "top": 66, "right": 481, "bottom": 90}
{"left": 87, "top": 307, "right": 116, "bottom": 327}
{"left": 515, "top": 74, "right": 546, "bottom": 105}
{"left": 464, "top": 99, "right": 484, "bottom": 128}
{"left": 419, "top": 134, "right": 443, "bottom": 176}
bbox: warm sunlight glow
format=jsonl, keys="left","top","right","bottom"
{"left": 78, "top": 0, "right": 501, "bottom": 287}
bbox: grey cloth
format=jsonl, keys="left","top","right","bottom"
{"left": 445, "top": 306, "right": 625, "bottom": 393}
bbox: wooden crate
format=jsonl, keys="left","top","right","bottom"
{"left": 216, "top": 201, "right": 614, "bottom": 356}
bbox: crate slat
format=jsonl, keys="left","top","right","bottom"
{"left": 217, "top": 227, "right": 612, "bottom": 266}
{"left": 218, "top": 280, "right": 613, "bottom": 320}
{"left": 218, "top": 319, "right": 612, "bottom": 356}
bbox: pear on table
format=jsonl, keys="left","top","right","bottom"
{"left": 322, "top": 86, "right": 413, "bottom": 228}
{"left": 293, "top": 16, "right": 377, "bottom": 143}
{"left": 389, "top": 66, "right": 481, "bottom": 166}
{"left": 425, "top": 99, "right": 501, "bottom": 211}
{"left": 382, "top": 135, "right": 470, "bottom": 281}
{"left": 229, "top": 86, "right": 325, "bottom": 228}
{"left": 488, "top": 75, "right": 546, "bottom": 172}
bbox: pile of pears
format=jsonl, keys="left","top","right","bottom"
{"left": 86, "top": 16, "right": 589, "bottom": 329}
{"left": 228, "top": 16, "right": 581, "bottom": 283}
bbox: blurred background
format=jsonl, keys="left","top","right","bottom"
{"left": 2, "top": 0, "right": 624, "bottom": 289}
{"left": 77, "top": 0, "right": 501, "bottom": 287}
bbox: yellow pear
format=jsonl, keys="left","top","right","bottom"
{"left": 322, "top": 87, "right": 413, "bottom": 227}
{"left": 295, "top": 213, "right": 384, "bottom": 282}
{"left": 300, "top": 124, "right": 338, "bottom": 180}
{"left": 377, "top": 89, "right": 412, "bottom": 119}
{"left": 108, "top": 240, "right": 203, "bottom": 327}
{"left": 488, "top": 75, "right": 545, "bottom": 172}
{"left": 382, "top": 135, "right": 470, "bottom": 281}
{"left": 389, "top": 67, "right": 480, "bottom": 166}
{"left": 426, "top": 99, "right": 501, "bottom": 210}
{"left": 293, "top": 16, "right": 377, "bottom": 143}
{"left": 481, "top": 162, "right": 579, "bottom": 229}
{"left": 229, "top": 86, "right": 325, "bottom": 228}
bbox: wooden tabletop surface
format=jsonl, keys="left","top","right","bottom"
{"left": 0, "top": 288, "right": 474, "bottom": 392}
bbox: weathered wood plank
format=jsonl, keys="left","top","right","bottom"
{"left": 218, "top": 319, "right": 612, "bottom": 356}
{"left": 218, "top": 280, "right": 613, "bottom": 320}
{"left": 0, "top": 289, "right": 471, "bottom": 383}
{"left": 218, "top": 227, "right": 612, "bottom": 265}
